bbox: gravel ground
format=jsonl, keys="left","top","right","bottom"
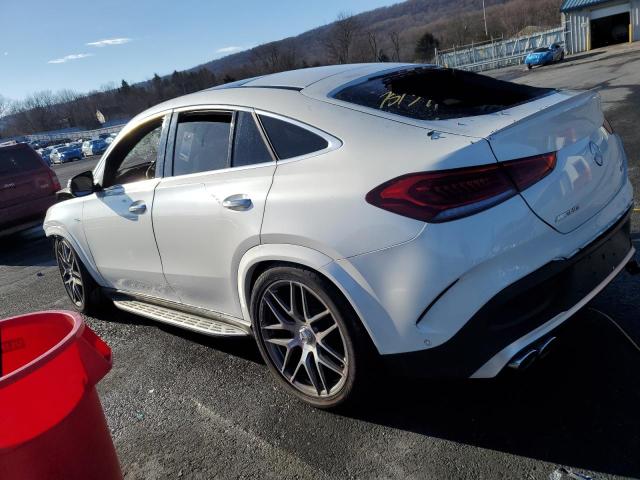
{"left": 2, "top": 46, "right": 640, "bottom": 479}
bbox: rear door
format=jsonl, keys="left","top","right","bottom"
{"left": 487, "top": 91, "right": 627, "bottom": 233}
{"left": 152, "top": 108, "right": 276, "bottom": 318}
{"left": 0, "top": 145, "right": 54, "bottom": 209}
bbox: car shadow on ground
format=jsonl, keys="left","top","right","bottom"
{"left": 0, "top": 228, "right": 56, "bottom": 267}
{"left": 340, "top": 310, "right": 640, "bottom": 478}
{"left": 564, "top": 51, "right": 606, "bottom": 64}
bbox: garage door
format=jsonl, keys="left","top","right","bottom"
{"left": 591, "top": 2, "right": 629, "bottom": 20}
{"left": 590, "top": 3, "right": 630, "bottom": 49}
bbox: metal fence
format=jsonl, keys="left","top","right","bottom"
{"left": 435, "top": 26, "right": 567, "bottom": 72}
{"left": 26, "top": 123, "right": 126, "bottom": 143}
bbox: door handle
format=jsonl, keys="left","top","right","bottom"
{"left": 222, "top": 195, "right": 252, "bottom": 211}
{"left": 128, "top": 201, "right": 147, "bottom": 214}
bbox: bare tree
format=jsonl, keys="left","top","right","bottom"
{"left": 0, "top": 94, "right": 10, "bottom": 118}
{"left": 389, "top": 31, "right": 401, "bottom": 61}
{"left": 250, "top": 42, "right": 284, "bottom": 74}
{"left": 325, "top": 12, "right": 360, "bottom": 64}
{"left": 367, "top": 31, "right": 379, "bottom": 61}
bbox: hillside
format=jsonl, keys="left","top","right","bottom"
{"left": 193, "top": 0, "right": 560, "bottom": 79}
{"left": 1, "top": 0, "right": 562, "bottom": 137}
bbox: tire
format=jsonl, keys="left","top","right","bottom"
{"left": 251, "top": 266, "right": 373, "bottom": 409}
{"left": 527, "top": 64, "right": 532, "bottom": 70}
{"left": 54, "top": 237, "right": 106, "bottom": 316}
{"left": 560, "top": 52, "right": 565, "bottom": 61}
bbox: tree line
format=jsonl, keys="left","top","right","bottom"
{"left": 0, "top": 0, "right": 561, "bottom": 138}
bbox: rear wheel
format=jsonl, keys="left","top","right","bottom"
{"left": 527, "top": 64, "right": 532, "bottom": 70}
{"left": 54, "top": 237, "right": 105, "bottom": 316}
{"left": 251, "top": 266, "right": 372, "bottom": 409}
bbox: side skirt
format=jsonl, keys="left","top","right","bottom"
{"left": 105, "top": 289, "right": 251, "bottom": 337}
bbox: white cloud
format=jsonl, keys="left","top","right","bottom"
{"left": 216, "top": 46, "right": 243, "bottom": 54}
{"left": 86, "top": 37, "right": 132, "bottom": 47}
{"left": 48, "top": 53, "right": 94, "bottom": 64}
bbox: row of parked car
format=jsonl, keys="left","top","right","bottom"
{"left": 35, "top": 133, "right": 117, "bottom": 165}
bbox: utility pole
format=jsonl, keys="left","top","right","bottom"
{"left": 482, "top": 0, "right": 488, "bottom": 37}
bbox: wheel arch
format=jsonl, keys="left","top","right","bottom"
{"left": 45, "top": 224, "right": 107, "bottom": 287}
{"left": 237, "top": 244, "right": 391, "bottom": 354}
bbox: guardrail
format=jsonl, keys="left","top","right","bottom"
{"left": 435, "top": 26, "right": 568, "bottom": 72}
{"left": 26, "top": 123, "right": 127, "bottom": 143}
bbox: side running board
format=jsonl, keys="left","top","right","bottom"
{"left": 111, "top": 296, "right": 250, "bottom": 337}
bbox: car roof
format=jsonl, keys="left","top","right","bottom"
{"left": 132, "top": 63, "right": 414, "bottom": 121}
{"left": 210, "top": 64, "right": 404, "bottom": 91}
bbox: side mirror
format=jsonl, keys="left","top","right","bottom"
{"left": 69, "top": 171, "right": 96, "bottom": 197}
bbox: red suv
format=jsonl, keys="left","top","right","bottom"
{"left": 0, "top": 143, "right": 60, "bottom": 236}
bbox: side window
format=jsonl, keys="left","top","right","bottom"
{"left": 173, "top": 112, "right": 232, "bottom": 176}
{"left": 258, "top": 115, "right": 329, "bottom": 160}
{"left": 104, "top": 117, "right": 164, "bottom": 187}
{"left": 231, "top": 111, "right": 273, "bottom": 167}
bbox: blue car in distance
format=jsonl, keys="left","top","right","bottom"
{"left": 81, "top": 139, "right": 108, "bottom": 157}
{"left": 525, "top": 43, "right": 565, "bottom": 70}
{"left": 50, "top": 144, "right": 83, "bottom": 164}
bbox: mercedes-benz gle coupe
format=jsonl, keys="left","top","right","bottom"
{"left": 45, "top": 64, "right": 634, "bottom": 408}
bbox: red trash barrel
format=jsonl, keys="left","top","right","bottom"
{"left": 0, "top": 310, "right": 122, "bottom": 480}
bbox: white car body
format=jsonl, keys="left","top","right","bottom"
{"left": 44, "top": 64, "right": 634, "bottom": 379}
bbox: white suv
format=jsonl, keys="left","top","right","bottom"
{"left": 45, "top": 64, "right": 634, "bottom": 408}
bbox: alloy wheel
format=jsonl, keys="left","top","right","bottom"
{"left": 258, "top": 280, "right": 349, "bottom": 398}
{"left": 56, "top": 239, "right": 84, "bottom": 307}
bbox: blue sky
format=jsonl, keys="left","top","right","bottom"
{"left": 0, "top": 0, "right": 396, "bottom": 101}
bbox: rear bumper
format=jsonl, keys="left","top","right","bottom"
{"left": 379, "top": 209, "right": 633, "bottom": 378}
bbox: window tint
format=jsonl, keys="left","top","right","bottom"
{"left": 232, "top": 111, "right": 273, "bottom": 167}
{"left": 258, "top": 115, "right": 328, "bottom": 160}
{"left": 174, "top": 112, "right": 232, "bottom": 176}
{"left": 0, "top": 145, "right": 43, "bottom": 175}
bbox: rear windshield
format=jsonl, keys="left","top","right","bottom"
{"left": 533, "top": 47, "right": 549, "bottom": 53}
{"left": 0, "top": 145, "right": 43, "bottom": 175}
{"left": 332, "top": 67, "right": 553, "bottom": 121}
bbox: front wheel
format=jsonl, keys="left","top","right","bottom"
{"left": 54, "top": 237, "right": 105, "bottom": 315}
{"left": 251, "top": 266, "right": 372, "bottom": 409}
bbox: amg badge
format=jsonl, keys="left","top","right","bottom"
{"left": 556, "top": 205, "right": 580, "bottom": 223}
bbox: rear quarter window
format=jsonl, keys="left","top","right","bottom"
{"left": 0, "top": 146, "right": 44, "bottom": 176}
{"left": 258, "top": 115, "right": 328, "bottom": 160}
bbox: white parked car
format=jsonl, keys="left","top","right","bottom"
{"left": 44, "top": 64, "right": 634, "bottom": 408}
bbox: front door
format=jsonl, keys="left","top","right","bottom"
{"left": 82, "top": 113, "right": 178, "bottom": 300}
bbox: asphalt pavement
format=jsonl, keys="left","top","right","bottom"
{"left": 1, "top": 48, "right": 640, "bottom": 479}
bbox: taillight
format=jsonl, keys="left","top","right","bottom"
{"left": 366, "top": 152, "right": 556, "bottom": 223}
{"left": 49, "top": 170, "right": 61, "bottom": 191}
{"left": 502, "top": 152, "right": 556, "bottom": 191}
{"left": 603, "top": 117, "right": 614, "bottom": 134}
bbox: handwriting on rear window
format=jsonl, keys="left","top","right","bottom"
{"left": 379, "top": 92, "right": 439, "bottom": 114}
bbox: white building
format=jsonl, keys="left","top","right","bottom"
{"left": 562, "top": 0, "right": 640, "bottom": 53}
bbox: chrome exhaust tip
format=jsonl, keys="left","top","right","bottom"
{"left": 537, "top": 336, "right": 557, "bottom": 359}
{"left": 507, "top": 348, "right": 538, "bottom": 370}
